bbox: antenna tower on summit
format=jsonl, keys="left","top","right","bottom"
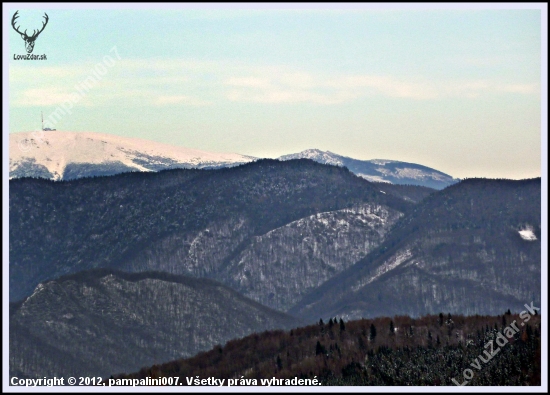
{"left": 41, "top": 111, "right": 56, "bottom": 131}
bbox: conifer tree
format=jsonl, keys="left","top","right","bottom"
{"left": 370, "top": 323, "right": 377, "bottom": 342}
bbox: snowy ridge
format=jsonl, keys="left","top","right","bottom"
{"left": 259, "top": 203, "right": 399, "bottom": 240}
{"left": 278, "top": 149, "right": 458, "bottom": 189}
{"left": 9, "top": 131, "right": 256, "bottom": 180}
{"left": 10, "top": 134, "right": 458, "bottom": 189}
{"left": 225, "top": 203, "right": 403, "bottom": 311}
{"left": 279, "top": 149, "right": 344, "bottom": 166}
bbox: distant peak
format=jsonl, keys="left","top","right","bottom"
{"left": 300, "top": 148, "right": 328, "bottom": 154}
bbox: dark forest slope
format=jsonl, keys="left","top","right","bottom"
{"left": 9, "top": 269, "right": 302, "bottom": 379}
{"left": 290, "top": 178, "right": 541, "bottom": 320}
{"left": 114, "top": 312, "right": 541, "bottom": 386}
{"left": 10, "top": 159, "right": 410, "bottom": 301}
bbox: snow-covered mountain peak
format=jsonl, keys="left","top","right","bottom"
{"left": 9, "top": 133, "right": 458, "bottom": 189}
{"left": 9, "top": 131, "right": 256, "bottom": 180}
{"left": 278, "top": 149, "right": 344, "bottom": 166}
{"left": 278, "top": 149, "right": 458, "bottom": 189}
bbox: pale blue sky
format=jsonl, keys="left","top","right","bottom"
{"left": 7, "top": 4, "right": 544, "bottom": 179}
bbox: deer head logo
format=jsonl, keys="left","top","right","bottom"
{"left": 11, "top": 10, "right": 49, "bottom": 54}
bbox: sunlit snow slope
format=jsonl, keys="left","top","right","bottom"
{"left": 279, "top": 149, "right": 458, "bottom": 189}
{"left": 9, "top": 131, "right": 256, "bottom": 180}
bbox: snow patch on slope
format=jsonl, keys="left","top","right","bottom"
{"left": 261, "top": 203, "right": 398, "bottom": 239}
{"left": 357, "top": 174, "right": 391, "bottom": 183}
{"left": 352, "top": 249, "right": 413, "bottom": 292}
{"left": 394, "top": 168, "right": 451, "bottom": 182}
{"left": 370, "top": 159, "right": 396, "bottom": 166}
{"left": 519, "top": 226, "right": 537, "bottom": 241}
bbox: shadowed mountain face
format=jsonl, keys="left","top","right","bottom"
{"left": 10, "top": 159, "right": 410, "bottom": 302}
{"left": 372, "top": 182, "right": 435, "bottom": 203}
{"left": 10, "top": 161, "right": 540, "bottom": 321}
{"left": 9, "top": 269, "right": 302, "bottom": 379}
{"left": 290, "top": 178, "right": 541, "bottom": 321}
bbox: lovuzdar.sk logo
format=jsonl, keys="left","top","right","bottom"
{"left": 12, "top": 10, "right": 49, "bottom": 60}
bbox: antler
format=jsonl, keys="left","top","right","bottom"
{"left": 11, "top": 11, "right": 49, "bottom": 39}
{"left": 29, "top": 12, "right": 49, "bottom": 39}
{"left": 11, "top": 10, "right": 25, "bottom": 36}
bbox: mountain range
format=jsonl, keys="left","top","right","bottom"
{"left": 9, "top": 131, "right": 458, "bottom": 188}
{"left": 10, "top": 159, "right": 539, "bottom": 315}
{"left": 9, "top": 159, "right": 409, "bottom": 303}
{"left": 8, "top": 136, "right": 540, "bottom": 381}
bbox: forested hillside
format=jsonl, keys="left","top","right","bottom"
{"left": 291, "top": 178, "right": 541, "bottom": 320}
{"left": 10, "top": 159, "right": 410, "bottom": 302}
{"left": 114, "top": 313, "right": 541, "bottom": 386}
{"left": 372, "top": 182, "right": 436, "bottom": 203}
{"left": 9, "top": 269, "right": 302, "bottom": 379}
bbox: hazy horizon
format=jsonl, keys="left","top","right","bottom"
{"left": 7, "top": 4, "right": 545, "bottom": 180}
